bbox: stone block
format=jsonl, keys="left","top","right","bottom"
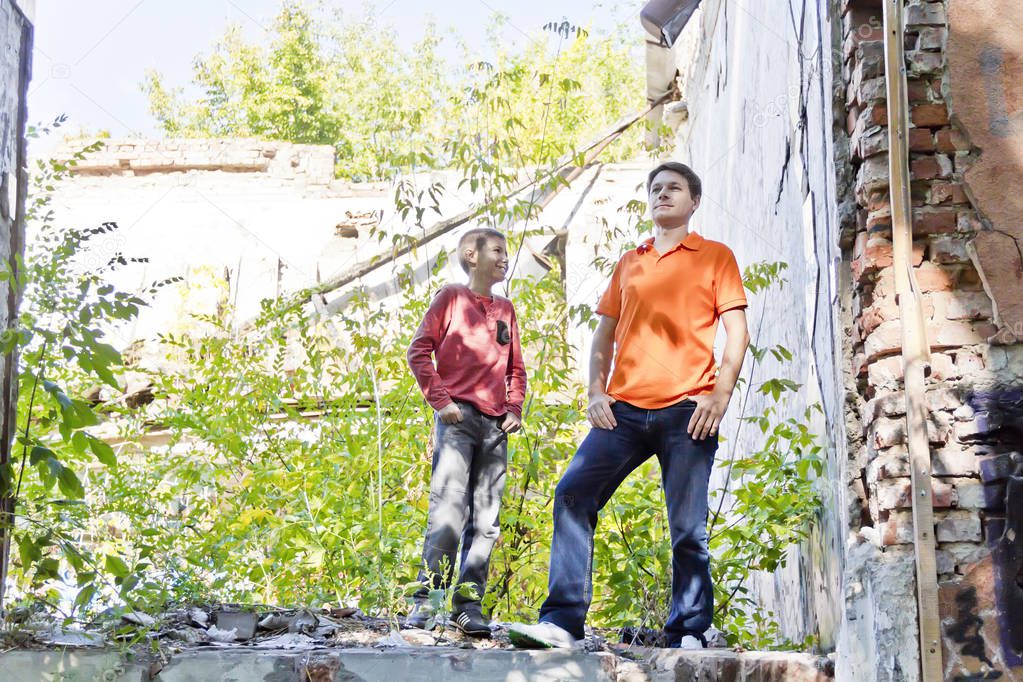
{"left": 935, "top": 510, "right": 982, "bottom": 542}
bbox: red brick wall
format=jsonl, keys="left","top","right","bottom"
{"left": 841, "top": 0, "right": 1022, "bottom": 676}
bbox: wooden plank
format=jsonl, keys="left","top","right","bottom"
{"left": 881, "top": 1, "right": 943, "bottom": 679}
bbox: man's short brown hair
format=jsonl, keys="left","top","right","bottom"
{"left": 647, "top": 162, "right": 702, "bottom": 199}
{"left": 457, "top": 227, "right": 506, "bottom": 274}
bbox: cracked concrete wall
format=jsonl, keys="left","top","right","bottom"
{"left": 0, "top": 0, "right": 32, "bottom": 604}
{"left": 666, "top": 0, "right": 847, "bottom": 652}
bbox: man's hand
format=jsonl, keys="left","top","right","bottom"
{"left": 688, "top": 389, "right": 731, "bottom": 440}
{"left": 501, "top": 413, "right": 522, "bottom": 433}
{"left": 438, "top": 402, "right": 463, "bottom": 424}
{"left": 587, "top": 392, "right": 618, "bottom": 430}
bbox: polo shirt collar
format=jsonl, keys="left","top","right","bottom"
{"left": 636, "top": 231, "right": 704, "bottom": 255}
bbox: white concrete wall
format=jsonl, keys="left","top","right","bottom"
{"left": 667, "top": 0, "right": 847, "bottom": 648}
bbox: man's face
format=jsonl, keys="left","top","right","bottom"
{"left": 470, "top": 236, "right": 509, "bottom": 283}
{"left": 648, "top": 170, "right": 700, "bottom": 227}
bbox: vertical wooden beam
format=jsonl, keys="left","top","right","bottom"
{"left": 881, "top": 1, "right": 943, "bottom": 679}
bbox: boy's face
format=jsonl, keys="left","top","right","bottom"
{"left": 649, "top": 170, "right": 700, "bottom": 227}
{"left": 468, "top": 236, "right": 509, "bottom": 284}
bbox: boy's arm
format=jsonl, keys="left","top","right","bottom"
{"left": 407, "top": 288, "right": 454, "bottom": 412}
{"left": 586, "top": 315, "right": 619, "bottom": 430}
{"left": 501, "top": 308, "right": 527, "bottom": 433}
{"left": 688, "top": 307, "right": 750, "bottom": 439}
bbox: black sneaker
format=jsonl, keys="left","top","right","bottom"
{"left": 452, "top": 611, "right": 492, "bottom": 638}
{"left": 404, "top": 603, "right": 433, "bottom": 630}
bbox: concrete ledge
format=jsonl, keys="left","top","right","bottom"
{"left": 1, "top": 646, "right": 835, "bottom": 681}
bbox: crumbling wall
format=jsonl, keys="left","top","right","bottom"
{"left": 667, "top": 0, "right": 846, "bottom": 650}
{"left": 840, "top": 0, "right": 1023, "bottom": 678}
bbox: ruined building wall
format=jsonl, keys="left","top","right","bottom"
{"left": 840, "top": 0, "right": 1023, "bottom": 678}
{"left": 667, "top": 0, "right": 847, "bottom": 650}
{"left": 0, "top": 0, "right": 32, "bottom": 602}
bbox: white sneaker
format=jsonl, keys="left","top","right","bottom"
{"left": 674, "top": 634, "right": 705, "bottom": 650}
{"left": 508, "top": 621, "right": 580, "bottom": 649}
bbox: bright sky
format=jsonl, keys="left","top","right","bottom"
{"left": 28, "top": 0, "right": 644, "bottom": 149}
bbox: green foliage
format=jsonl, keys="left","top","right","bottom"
{"left": 3, "top": 116, "right": 172, "bottom": 618}
{"left": 142, "top": 2, "right": 644, "bottom": 180}
{"left": 7, "top": 12, "right": 824, "bottom": 652}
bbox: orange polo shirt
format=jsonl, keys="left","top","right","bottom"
{"left": 596, "top": 231, "right": 747, "bottom": 409}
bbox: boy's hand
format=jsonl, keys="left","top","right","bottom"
{"left": 688, "top": 389, "right": 731, "bottom": 440}
{"left": 587, "top": 392, "right": 617, "bottom": 430}
{"left": 438, "top": 403, "right": 463, "bottom": 424}
{"left": 501, "top": 413, "right": 521, "bottom": 434}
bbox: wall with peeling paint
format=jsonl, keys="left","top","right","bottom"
{"left": 665, "top": 0, "right": 847, "bottom": 650}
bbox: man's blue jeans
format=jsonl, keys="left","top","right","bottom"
{"left": 538, "top": 399, "right": 717, "bottom": 644}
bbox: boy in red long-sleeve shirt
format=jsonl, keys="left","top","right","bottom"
{"left": 405, "top": 227, "right": 527, "bottom": 638}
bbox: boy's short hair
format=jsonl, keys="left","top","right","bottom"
{"left": 457, "top": 227, "right": 506, "bottom": 274}
{"left": 646, "top": 161, "right": 702, "bottom": 199}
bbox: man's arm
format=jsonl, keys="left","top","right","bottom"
{"left": 688, "top": 308, "right": 750, "bottom": 440}
{"left": 586, "top": 315, "right": 619, "bottom": 430}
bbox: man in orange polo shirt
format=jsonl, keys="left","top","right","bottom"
{"left": 509, "top": 162, "right": 750, "bottom": 650}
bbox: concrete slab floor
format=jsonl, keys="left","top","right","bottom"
{"left": 0, "top": 646, "right": 834, "bottom": 681}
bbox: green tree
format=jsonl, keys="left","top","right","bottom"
{"left": 142, "top": 2, "right": 644, "bottom": 180}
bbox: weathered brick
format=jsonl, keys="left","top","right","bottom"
{"left": 911, "top": 155, "right": 946, "bottom": 180}
{"left": 929, "top": 351, "right": 959, "bottom": 380}
{"left": 927, "top": 181, "right": 967, "bottom": 205}
{"left": 931, "top": 444, "right": 980, "bottom": 477}
{"left": 856, "top": 40, "right": 886, "bottom": 79}
{"left": 930, "top": 235, "right": 971, "bottom": 263}
{"left": 909, "top": 127, "right": 934, "bottom": 152}
{"left": 858, "top": 126, "right": 888, "bottom": 158}
{"left": 907, "top": 79, "right": 932, "bottom": 104}
{"left": 882, "top": 510, "right": 915, "bottom": 545}
{"left": 952, "top": 402, "right": 975, "bottom": 421}
{"left": 913, "top": 207, "right": 957, "bottom": 234}
{"left": 911, "top": 103, "right": 950, "bottom": 127}
{"left": 905, "top": 2, "right": 947, "bottom": 27}
{"left": 858, "top": 75, "right": 888, "bottom": 104}
{"left": 907, "top": 49, "right": 943, "bottom": 74}
{"left": 926, "top": 387, "right": 961, "bottom": 412}
{"left": 954, "top": 349, "right": 985, "bottom": 375}
{"left": 928, "top": 290, "right": 993, "bottom": 320}
{"left": 935, "top": 127, "right": 969, "bottom": 153}
{"left": 914, "top": 261, "right": 959, "bottom": 291}
{"left": 950, "top": 478, "right": 985, "bottom": 510}
{"left": 929, "top": 320, "right": 996, "bottom": 349}
{"left": 864, "top": 321, "right": 903, "bottom": 359}
{"left": 871, "top": 416, "right": 907, "bottom": 448}
{"left": 876, "top": 477, "right": 955, "bottom": 510}
{"left": 857, "top": 154, "right": 890, "bottom": 195}
{"left": 868, "top": 356, "right": 904, "bottom": 389}
{"left": 978, "top": 452, "right": 1020, "bottom": 483}
{"left": 935, "top": 510, "right": 981, "bottom": 543}
{"left": 917, "top": 26, "right": 946, "bottom": 50}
